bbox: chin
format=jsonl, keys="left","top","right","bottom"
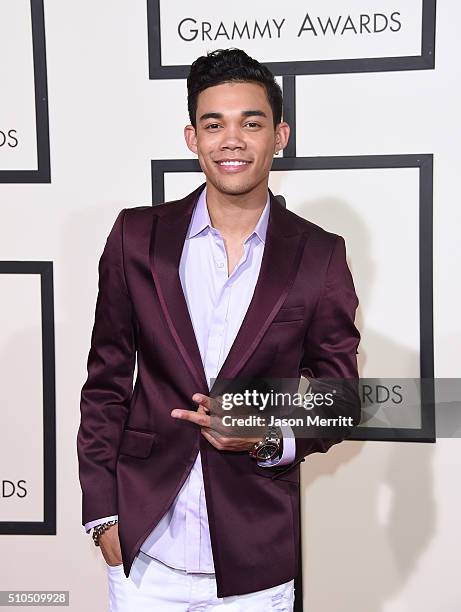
{"left": 212, "top": 177, "right": 259, "bottom": 196}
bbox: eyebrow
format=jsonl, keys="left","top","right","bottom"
{"left": 199, "top": 110, "right": 268, "bottom": 122}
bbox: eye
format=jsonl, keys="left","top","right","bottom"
{"left": 244, "top": 122, "right": 261, "bottom": 128}
{"left": 205, "top": 123, "right": 221, "bottom": 130}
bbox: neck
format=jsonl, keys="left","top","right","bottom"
{"left": 205, "top": 180, "right": 269, "bottom": 240}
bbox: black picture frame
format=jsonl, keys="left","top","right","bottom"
{"left": 0, "top": 0, "right": 51, "bottom": 183}
{"left": 151, "top": 154, "right": 435, "bottom": 612}
{"left": 150, "top": 153, "right": 435, "bottom": 445}
{"left": 147, "top": 0, "right": 436, "bottom": 80}
{"left": 0, "top": 261, "right": 56, "bottom": 535}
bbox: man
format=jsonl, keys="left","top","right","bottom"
{"left": 77, "top": 48, "right": 361, "bottom": 611}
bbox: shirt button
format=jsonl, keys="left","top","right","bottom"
{"left": 217, "top": 262, "right": 225, "bottom": 269}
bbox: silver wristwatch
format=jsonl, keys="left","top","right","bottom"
{"left": 249, "top": 426, "right": 282, "bottom": 461}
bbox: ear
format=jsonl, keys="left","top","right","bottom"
{"left": 274, "top": 121, "right": 290, "bottom": 154}
{"left": 184, "top": 125, "right": 198, "bottom": 154}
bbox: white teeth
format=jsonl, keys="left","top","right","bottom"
{"left": 219, "top": 161, "right": 247, "bottom": 166}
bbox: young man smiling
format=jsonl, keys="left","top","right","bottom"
{"left": 77, "top": 48, "right": 361, "bottom": 611}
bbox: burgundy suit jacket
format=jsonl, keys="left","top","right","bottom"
{"left": 77, "top": 182, "right": 361, "bottom": 597}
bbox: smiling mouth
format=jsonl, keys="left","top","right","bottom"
{"left": 215, "top": 160, "right": 251, "bottom": 167}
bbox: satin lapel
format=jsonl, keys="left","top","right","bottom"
{"left": 149, "top": 184, "right": 209, "bottom": 392}
{"left": 209, "top": 192, "right": 309, "bottom": 395}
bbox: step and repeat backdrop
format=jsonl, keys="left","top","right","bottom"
{"left": 3, "top": 1, "right": 460, "bottom": 611}
{"left": 0, "top": 0, "right": 53, "bottom": 537}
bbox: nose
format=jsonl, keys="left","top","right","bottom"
{"left": 219, "top": 126, "right": 246, "bottom": 152}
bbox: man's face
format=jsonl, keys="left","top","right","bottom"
{"left": 184, "top": 81, "right": 289, "bottom": 197}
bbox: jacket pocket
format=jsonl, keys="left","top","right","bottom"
{"left": 270, "top": 457, "right": 305, "bottom": 482}
{"left": 272, "top": 306, "right": 305, "bottom": 323}
{"left": 253, "top": 457, "right": 304, "bottom": 483}
{"left": 118, "top": 428, "right": 158, "bottom": 458}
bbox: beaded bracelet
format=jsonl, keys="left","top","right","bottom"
{"left": 92, "top": 519, "right": 118, "bottom": 547}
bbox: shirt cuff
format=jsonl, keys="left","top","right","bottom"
{"left": 257, "top": 425, "right": 296, "bottom": 467}
{"left": 84, "top": 515, "right": 118, "bottom": 534}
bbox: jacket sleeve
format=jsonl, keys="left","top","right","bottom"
{"left": 76, "top": 208, "right": 136, "bottom": 526}
{"left": 293, "top": 234, "right": 361, "bottom": 464}
{"left": 84, "top": 514, "right": 119, "bottom": 534}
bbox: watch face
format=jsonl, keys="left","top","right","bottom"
{"left": 257, "top": 442, "right": 279, "bottom": 461}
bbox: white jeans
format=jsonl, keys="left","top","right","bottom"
{"left": 107, "top": 550, "right": 295, "bottom": 611}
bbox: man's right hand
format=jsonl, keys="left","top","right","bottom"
{"left": 98, "top": 523, "right": 123, "bottom": 566}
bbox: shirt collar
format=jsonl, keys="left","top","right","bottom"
{"left": 187, "top": 185, "right": 270, "bottom": 245}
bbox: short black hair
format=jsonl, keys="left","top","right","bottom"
{"left": 187, "top": 48, "right": 283, "bottom": 129}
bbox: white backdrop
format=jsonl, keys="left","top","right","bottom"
{"left": 0, "top": 1, "right": 460, "bottom": 610}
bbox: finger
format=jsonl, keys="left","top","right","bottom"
{"left": 201, "top": 427, "right": 232, "bottom": 448}
{"left": 201, "top": 428, "right": 223, "bottom": 450}
{"left": 171, "top": 409, "right": 210, "bottom": 427}
{"left": 192, "top": 393, "right": 212, "bottom": 412}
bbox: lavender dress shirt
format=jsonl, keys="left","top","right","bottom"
{"left": 84, "top": 186, "right": 296, "bottom": 573}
